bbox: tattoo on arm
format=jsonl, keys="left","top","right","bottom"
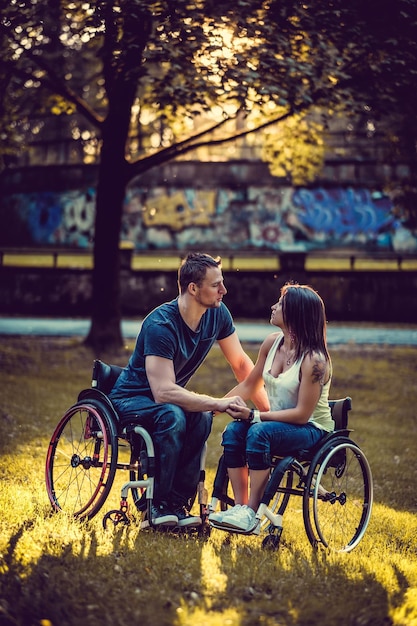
{"left": 311, "top": 358, "right": 326, "bottom": 384}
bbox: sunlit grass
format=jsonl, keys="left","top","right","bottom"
{"left": 1, "top": 337, "right": 417, "bottom": 625}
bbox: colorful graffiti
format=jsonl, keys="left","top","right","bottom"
{"left": 2, "top": 184, "right": 417, "bottom": 251}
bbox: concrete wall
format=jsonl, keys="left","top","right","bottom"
{"left": 1, "top": 266, "right": 416, "bottom": 323}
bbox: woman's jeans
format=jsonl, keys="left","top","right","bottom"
{"left": 222, "top": 419, "right": 326, "bottom": 470}
{"left": 111, "top": 395, "right": 213, "bottom": 507}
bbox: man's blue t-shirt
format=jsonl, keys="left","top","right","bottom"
{"left": 110, "top": 298, "right": 235, "bottom": 400}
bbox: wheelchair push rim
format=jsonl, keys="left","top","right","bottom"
{"left": 45, "top": 402, "right": 118, "bottom": 520}
{"left": 303, "top": 438, "right": 373, "bottom": 552}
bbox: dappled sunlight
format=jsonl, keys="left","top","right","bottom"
{"left": 201, "top": 541, "right": 228, "bottom": 596}
{"left": 391, "top": 587, "right": 417, "bottom": 626}
{"left": 173, "top": 540, "right": 242, "bottom": 626}
{"left": 1, "top": 338, "right": 417, "bottom": 625}
{"left": 1, "top": 480, "right": 417, "bottom": 625}
{"left": 175, "top": 605, "right": 241, "bottom": 626}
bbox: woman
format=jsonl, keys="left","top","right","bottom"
{"left": 209, "top": 282, "right": 334, "bottom": 534}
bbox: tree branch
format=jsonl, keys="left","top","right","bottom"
{"left": 127, "top": 106, "right": 299, "bottom": 176}
{"left": 0, "top": 22, "right": 103, "bottom": 129}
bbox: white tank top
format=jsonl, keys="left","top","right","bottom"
{"left": 263, "top": 334, "right": 334, "bottom": 432}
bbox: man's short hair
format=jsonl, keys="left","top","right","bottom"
{"left": 178, "top": 252, "right": 221, "bottom": 293}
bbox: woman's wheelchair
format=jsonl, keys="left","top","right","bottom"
{"left": 208, "top": 397, "right": 374, "bottom": 552}
{"left": 45, "top": 360, "right": 209, "bottom": 532}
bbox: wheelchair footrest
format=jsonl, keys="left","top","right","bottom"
{"left": 209, "top": 523, "right": 259, "bottom": 536}
{"left": 209, "top": 519, "right": 261, "bottom": 536}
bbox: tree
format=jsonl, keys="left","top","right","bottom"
{"left": 2, "top": 0, "right": 417, "bottom": 351}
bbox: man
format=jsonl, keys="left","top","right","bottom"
{"left": 110, "top": 252, "right": 268, "bottom": 529}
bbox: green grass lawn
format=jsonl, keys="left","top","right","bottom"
{"left": 0, "top": 336, "right": 416, "bottom": 626}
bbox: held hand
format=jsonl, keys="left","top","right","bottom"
{"left": 226, "top": 403, "right": 252, "bottom": 421}
{"left": 217, "top": 396, "right": 246, "bottom": 413}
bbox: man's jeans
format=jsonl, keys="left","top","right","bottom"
{"left": 111, "top": 395, "right": 213, "bottom": 506}
{"left": 222, "top": 419, "right": 326, "bottom": 470}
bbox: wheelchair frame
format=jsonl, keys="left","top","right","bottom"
{"left": 45, "top": 359, "right": 209, "bottom": 532}
{"left": 208, "top": 397, "right": 374, "bottom": 552}
{"left": 45, "top": 361, "right": 373, "bottom": 550}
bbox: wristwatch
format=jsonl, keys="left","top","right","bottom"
{"left": 248, "top": 409, "right": 261, "bottom": 422}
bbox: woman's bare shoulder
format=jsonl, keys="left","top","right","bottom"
{"left": 260, "top": 332, "right": 281, "bottom": 352}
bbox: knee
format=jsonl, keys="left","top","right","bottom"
{"left": 202, "top": 410, "right": 214, "bottom": 438}
{"left": 222, "top": 421, "right": 248, "bottom": 467}
{"left": 246, "top": 424, "right": 271, "bottom": 469}
{"left": 246, "top": 422, "right": 266, "bottom": 448}
{"left": 200, "top": 410, "right": 213, "bottom": 431}
{"left": 246, "top": 423, "right": 271, "bottom": 454}
{"left": 157, "top": 404, "right": 187, "bottom": 436}
{"left": 186, "top": 410, "right": 213, "bottom": 441}
{"left": 221, "top": 420, "right": 246, "bottom": 448}
{"left": 221, "top": 421, "right": 249, "bottom": 467}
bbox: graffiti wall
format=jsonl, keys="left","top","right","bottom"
{"left": 2, "top": 184, "right": 417, "bottom": 252}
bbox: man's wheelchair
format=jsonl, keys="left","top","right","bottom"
{"left": 208, "top": 397, "right": 373, "bottom": 552}
{"left": 45, "top": 360, "right": 209, "bottom": 532}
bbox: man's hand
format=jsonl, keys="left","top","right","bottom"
{"left": 216, "top": 396, "right": 247, "bottom": 414}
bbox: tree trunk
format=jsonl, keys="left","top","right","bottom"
{"left": 84, "top": 93, "right": 134, "bottom": 352}
{"left": 84, "top": 156, "right": 126, "bottom": 352}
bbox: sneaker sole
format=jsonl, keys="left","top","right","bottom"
{"left": 212, "top": 517, "right": 261, "bottom": 534}
{"left": 210, "top": 522, "right": 260, "bottom": 536}
{"left": 208, "top": 515, "right": 224, "bottom": 524}
{"left": 209, "top": 520, "right": 230, "bottom": 531}
{"left": 151, "top": 515, "right": 178, "bottom": 527}
{"left": 176, "top": 517, "right": 202, "bottom": 528}
{"left": 215, "top": 519, "right": 246, "bottom": 529}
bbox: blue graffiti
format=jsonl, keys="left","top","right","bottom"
{"left": 22, "top": 192, "right": 63, "bottom": 244}
{"left": 293, "top": 188, "right": 394, "bottom": 238}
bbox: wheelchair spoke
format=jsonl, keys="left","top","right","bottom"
{"left": 45, "top": 403, "right": 118, "bottom": 520}
{"left": 304, "top": 440, "right": 373, "bottom": 552}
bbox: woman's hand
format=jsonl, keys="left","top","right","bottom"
{"left": 226, "top": 403, "right": 252, "bottom": 421}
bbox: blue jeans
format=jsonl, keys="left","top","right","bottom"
{"left": 111, "top": 395, "right": 213, "bottom": 506}
{"left": 222, "top": 419, "right": 326, "bottom": 470}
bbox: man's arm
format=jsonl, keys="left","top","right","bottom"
{"left": 145, "top": 355, "right": 246, "bottom": 413}
{"left": 217, "top": 331, "right": 270, "bottom": 411}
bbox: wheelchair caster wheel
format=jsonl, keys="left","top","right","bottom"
{"left": 103, "top": 509, "right": 130, "bottom": 530}
{"left": 262, "top": 534, "right": 281, "bottom": 551}
{"left": 199, "top": 521, "right": 211, "bottom": 538}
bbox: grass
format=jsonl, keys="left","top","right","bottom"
{"left": 1, "top": 336, "right": 417, "bottom": 626}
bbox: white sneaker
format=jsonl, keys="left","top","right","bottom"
{"left": 218, "top": 504, "right": 243, "bottom": 525}
{"left": 221, "top": 504, "right": 260, "bottom": 535}
{"left": 209, "top": 504, "right": 242, "bottom": 526}
{"left": 208, "top": 510, "right": 226, "bottom": 524}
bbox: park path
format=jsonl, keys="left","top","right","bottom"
{"left": 1, "top": 317, "right": 417, "bottom": 345}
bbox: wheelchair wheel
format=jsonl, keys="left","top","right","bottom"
{"left": 45, "top": 402, "right": 118, "bottom": 520}
{"left": 303, "top": 438, "right": 373, "bottom": 552}
{"left": 102, "top": 509, "right": 130, "bottom": 529}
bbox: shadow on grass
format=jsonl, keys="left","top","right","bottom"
{"left": 1, "top": 523, "right": 208, "bottom": 626}
{"left": 0, "top": 519, "right": 400, "bottom": 626}
{"left": 205, "top": 537, "right": 396, "bottom": 626}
